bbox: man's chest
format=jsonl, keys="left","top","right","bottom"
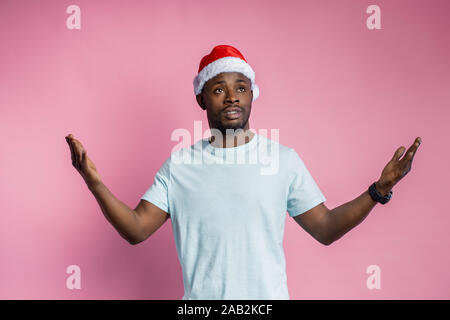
{"left": 168, "top": 164, "right": 288, "bottom": 225}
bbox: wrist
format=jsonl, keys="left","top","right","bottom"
{"left": 375, "top": 181, "right": 392, "bottom": 197}
{"left": 87, "top": 180, "right": 103, "bottom": 192}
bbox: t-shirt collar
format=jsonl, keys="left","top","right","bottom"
{"left": 203, "top": 131, "right": 259, "bottom": 156}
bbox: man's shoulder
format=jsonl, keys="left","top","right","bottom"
{"left": 164, "top": 137, "right": 206, "bottom": 165}
{"left": 256, "top": 133, "right": 295, "bottom": 157}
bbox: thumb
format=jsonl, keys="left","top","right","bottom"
{"left": 392, "top": 146, "right": 405, "bottom": 161}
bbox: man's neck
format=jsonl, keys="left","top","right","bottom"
{"left": 209, "top": 129, "right": 255, "bottom": 148}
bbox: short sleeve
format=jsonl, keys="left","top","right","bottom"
{"left": 141, "top": 157, "right": 171, "bottom": 215}
{"left": 287, "top": 149, "right": 326, "bottom": 217}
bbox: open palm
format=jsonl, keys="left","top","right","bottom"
{"left": 377, "top": 137, "right": 422, "bottom": 192}
{"left": 65, "top": 134, "right": 102, "bottom": 188}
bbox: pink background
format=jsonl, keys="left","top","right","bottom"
{"left": 1, "top": 0, "right": 449, "bottom": 299}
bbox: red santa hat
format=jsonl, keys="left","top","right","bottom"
{"left": 193, "top": 45, "right": 259, "bottom": 101}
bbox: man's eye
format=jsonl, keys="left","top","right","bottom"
{"left": 214, "top": 87, "right": 246, "bottom": 93}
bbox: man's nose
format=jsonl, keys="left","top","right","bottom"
{"left": 225, "top": 91, "right": 239, "bottom": 104}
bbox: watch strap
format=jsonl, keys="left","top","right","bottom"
{"left": 368, "top": 182, "right": 392, "bottom": 204}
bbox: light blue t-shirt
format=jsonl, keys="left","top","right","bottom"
{"left": 141, "top": 132, "right": 326, "bottom": 300}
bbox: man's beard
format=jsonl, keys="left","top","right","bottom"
{"left": 215, "top": 114, "right": 250, "bottom": 136}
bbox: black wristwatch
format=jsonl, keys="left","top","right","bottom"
{"left": 368, "top": 182, "right": 392, "bottom": 204}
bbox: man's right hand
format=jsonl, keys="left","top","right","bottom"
{"left": 65, "top": 133, "right": 103, "bottom": 189}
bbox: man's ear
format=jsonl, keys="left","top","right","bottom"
{"left": 196, "top": 94, "right": 207, "bottom": 110}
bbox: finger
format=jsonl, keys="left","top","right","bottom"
{"left": 66, "top": 137, "right": 76, "bottom": 167}
{"left": 72, "top": 141, "right": 80, "bottom": 170}
{"left": 401, "top": 137, "right": 421, "bottom": 163}
{"left": 392, "top": 146, "right": 406, "bottom": 161}
{"left": 71, "top": 139, "right": 82, "bottom": 170}
{"left": 66, "top": 133, "right": 76, "bottom": 162}
{"left": 76, "top": 144, "right": 85, "bottom": 170}
{"left": 410, "top": 137, "right": 421, "bottom": 152}
{"left": 76, "top": 144, "right": 84, "bottom": 170}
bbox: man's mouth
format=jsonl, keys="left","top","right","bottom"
{"left": 224, "top": 110, "right": 241, "bottom": 120}
{"left": 223, "top": 107, "right": 242, "bottom": 120}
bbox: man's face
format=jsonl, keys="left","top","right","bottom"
{"left": 196, "top": 72, "right": 253, "bottom": 135}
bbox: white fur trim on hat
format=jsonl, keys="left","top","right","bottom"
{"left": 193, "top": 56, "right": 259, "bottom": 101}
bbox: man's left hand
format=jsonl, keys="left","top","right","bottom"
{"left": 375, "top": 137, "right": 422, "bottom": 195}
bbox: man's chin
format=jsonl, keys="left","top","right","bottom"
{"left": 222, "top": 123, "right": 245, "bottom": 132}
{"left": 212, "top": 117, "right": 249, "bottom": 134}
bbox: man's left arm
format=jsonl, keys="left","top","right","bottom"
{"left": 322, "top": 181, "right": 390, "bottom": 245}
{"left": 326, "top": 136, "right": 422, "bottom": 245}
{"left": 295, "top": 137, "right": 422, "bottom": 245}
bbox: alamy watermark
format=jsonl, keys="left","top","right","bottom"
{"left": 366, "top": 264, "right": 381, "bottom": 290}
{"left": 66, "top": 264, "right": 81, "bottom": 290}
{"left": 169, "top": 121, "right": 280, "bottom": 175}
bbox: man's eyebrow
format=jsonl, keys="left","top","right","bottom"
{"left": 212, "top": 79, "right": 247, "bottom": 85}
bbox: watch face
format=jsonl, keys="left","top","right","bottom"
{"left": 382, "top": 191, "right": 392, "bottom": 203}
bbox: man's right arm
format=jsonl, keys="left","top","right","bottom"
{"left": 65, "top": 134, "right": 169, "bottom": 245}
{"left": 88, "top": 182, "right": 169, "bottom": 245}
{"left": 88, "top": 182, "right": 144, "bottom": 244}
